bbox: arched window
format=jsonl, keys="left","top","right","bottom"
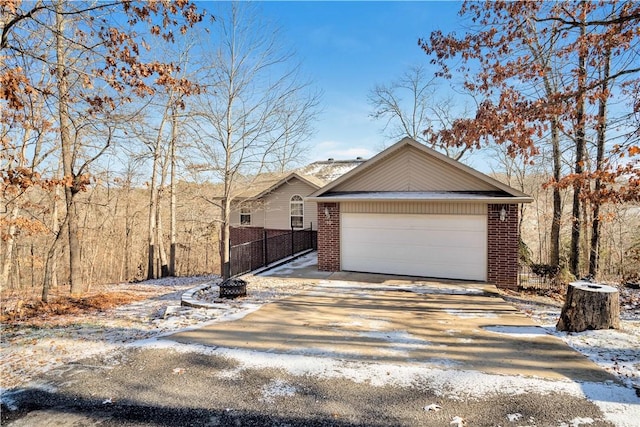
{"left": 290, "top": 195, "right": 304, "bottom": 229}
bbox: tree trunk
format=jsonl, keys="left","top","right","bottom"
{"left": 221, "top": 197, "right": 231, "bottom": 280}
{"left": 147, "top": 100, "right": 172, "bottom": 279}
{"left": 42, "top": 202, "right": 66, "bottom": 302}
{"left": 569, "top": 2, "right": 587, "bottom": 278}
{"left": 50, "top": 184, "right": 60, "bottom": 290}
{"left": 589, "top": 47, "right": 610, "bottom": 278}
{"left": 1, "top": 205, "right": 19, "bottom": 288}
{"left": 169, "top": 104, "right": 178, "bottom": 276}
{"left": 550, "top": 118, "right": 562, "bottom": 267}
{"left": 157, "top": 203, "right": 170, "bottom": 277}
{"left": 147, "top": 138, "right": 161, "bottom": 280}
{"left": 557, "top": 282, "right": 620, "bottom": 332}
{"left": 156, "top": 135, "right": 170, "bottom": 278}
{"left": 55, "top": 1, "right": 83, "bottom": 296}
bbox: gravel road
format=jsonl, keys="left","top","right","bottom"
{"left": 1, "top": 346, "right": 613, "bottom": 427}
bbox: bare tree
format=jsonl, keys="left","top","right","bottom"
{"left": 368, "top": 65, "right": 470, "bottom": 159}
{"left": 1, "top": 0, "right": 204, "bottom": 298}
{"left": 188, "top": 2, "right": 319, "bottom": 279}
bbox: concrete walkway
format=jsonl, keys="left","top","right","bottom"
{"left": 170, "top": 264, "right": 616, "bottom": 383}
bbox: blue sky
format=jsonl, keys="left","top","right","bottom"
{"left": 253, "top": 1, "right": 475, "bottom": 166}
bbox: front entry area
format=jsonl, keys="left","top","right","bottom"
{"left": 340, "top": 213, "right": 487, "bottom": 281}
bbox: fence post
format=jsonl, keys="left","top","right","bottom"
{"left": 291, "top": 227, "right": 294, "bottom": 256}
{"left": 263, "top": 229, "right": 267, "bottom": 267}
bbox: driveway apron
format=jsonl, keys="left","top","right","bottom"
{"left": 169, "top": 278, "right": 615, "bottom": 383}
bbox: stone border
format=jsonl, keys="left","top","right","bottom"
{"left": 181, "top": 283, "right": 218, "bottom": 309}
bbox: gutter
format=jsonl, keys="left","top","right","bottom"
{"left": 305, "top": 196, "right": 534, "bottom": 204}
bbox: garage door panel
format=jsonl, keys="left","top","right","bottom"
{"left": 346, "top": 240, "right": 484, "bottom": 257}
{"left": 341, "top": 213, "right": 487, "bottom": 281}
{"left": 343, "top": 226, "right": 484, "bottom": 245}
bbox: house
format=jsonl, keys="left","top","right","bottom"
{"left": 307, "top": 137, "right": 533, "bottom": 288}
{"left": 229, "top": 159, "right": 365, "bottom": 245}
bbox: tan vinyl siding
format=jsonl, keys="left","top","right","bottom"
{"left": 304, "top": 200, "right": 318, "bottom": 229}
{"left": 341, "top": 201, "right": 487, "bottom": 215}
{"left": 332, "top": 145, "right": 497, "bottom": 192}
{"left": 230, "top": 209, "right": 240, "bottom": 225}
{"left": 262, "top": 177, "right": 318, "bottom": 230}
{"left": 251, "top": 206, "right": 265, "bottom": 227}
{"left": 230, "top": 201, "right": 265, "bottom": 227}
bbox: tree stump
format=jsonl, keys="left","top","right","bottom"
{"left": 556, "top": 281, "right": 620, "bottom": 332}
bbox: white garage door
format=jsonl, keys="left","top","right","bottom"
{"left": 341, "top": 213, "right": 487, "bottom": 281}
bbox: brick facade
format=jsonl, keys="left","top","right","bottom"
{"left": 315, "top": 202, "right": 520, "bottom": 288}
{"left": 317, "top": 202, "right": 340, "bottom": 271}
{"left": 487, "top": 204, "right": 519, "bottom": 289}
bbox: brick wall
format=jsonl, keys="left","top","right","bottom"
{"left": 317, "top": 202, "right": 340, "bottom": 271}
{"left": 487, "top": 204, "right": 519, "bottom": 289}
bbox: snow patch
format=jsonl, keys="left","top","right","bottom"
{"left": 261, "top": 379, "right": 297, "bottom": 402}
{"left": 314, "top": 280, "right": 484, "bottom": 296}
{"left": 356, "top": 330, "right": 430, "bottom": 356}
{"left": 259, "top": 252, "right": 318, "bottom": 275}
{"left": 444, "top": 309, "right": 498, "bottom": 319}
{"left": 506, "top": 412, "right": 522, "bottom": 422}
{"left": 483, "top": 325, "right": 549, "bottom": 337}
{"left": 558, "top": 417, "right": 595, "bottom": 427}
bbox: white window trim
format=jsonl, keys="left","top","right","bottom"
{"left": 240, "top": 206, "right": 251, "bottom": 225}
{"left": 290, "top": 195, "right": 304, "bottom": 229}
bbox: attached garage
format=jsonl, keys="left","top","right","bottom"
{"left": 308, "top": 137, "right": 533, "bottom": 289}
{"left": 341, "top": 212, "right": 487, "bottom": 281}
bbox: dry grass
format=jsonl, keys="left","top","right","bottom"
{"left": 0, "top": 291, "right": 147, "bottom": 326}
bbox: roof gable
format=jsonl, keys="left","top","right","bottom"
{"left": 251, "top": 173, "right": 321, "bottom": 200}
{"left": 310, "top": 137, "right": 530, "bottom": 198}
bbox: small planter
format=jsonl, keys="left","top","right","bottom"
{"left": 219, "top": 278, "right": 247, "bottom": 299}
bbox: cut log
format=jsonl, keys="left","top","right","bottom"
{"left": 556, "top": 281, "right": 620, "bottom": 332}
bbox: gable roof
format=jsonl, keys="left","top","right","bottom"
{"left": 235, "top": 159, "right": 366, "bottom": 201}
{"left": 247, "top": 172, "right": 323, "bottom": 200}
{"left": 308, "top": 137, "right": 533, "bottom": 203}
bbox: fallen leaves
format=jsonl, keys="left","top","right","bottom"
{"left": 0, "top": 292, "right": 150, "bottom": 325}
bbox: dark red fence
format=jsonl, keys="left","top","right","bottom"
{"left": 229, "top": 228, "right": 317, "bottom": 276}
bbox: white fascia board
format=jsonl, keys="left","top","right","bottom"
{"left": 305, "top": 194, "right": 534, "bottom": 204}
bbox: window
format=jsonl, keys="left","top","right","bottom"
{"left": 240, "top": 206, "right": 251, "bottom": 225}
{"left": 290, "top": 195, "right": 304, "bottom": 229}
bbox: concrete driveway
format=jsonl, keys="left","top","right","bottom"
{"left": 170, "top": 263, "right": 615, "bottom": 383}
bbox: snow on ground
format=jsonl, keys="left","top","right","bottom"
{"left": 1, "top": 276, "right": 220, "bottom": 389}
{"left": 133, "top": 337, "right": 639, "bottom": 426}
{"left": 0, "top": 272, "right": 317, "bottom": 390}
{"left": 1, "top": 254, "right": 639, "bottom": 426}
{"left": 501, "top": 288, "right": 640, "bottom": 391}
